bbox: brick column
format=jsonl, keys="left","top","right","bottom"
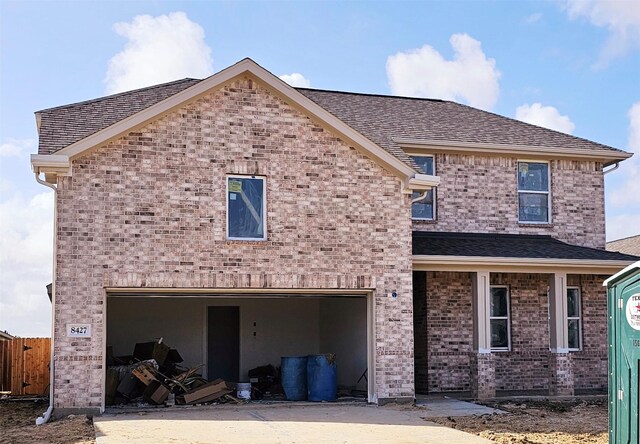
{"left": 470, "top": 271, "right": 496, "bottom": 399}
{"left": 470, "top": 352, "right": 496, "bottom": 399}
{"left": 548, "top": 273, "right": 575, "bottom": 396}
{"left": 549, "top": 353, "right": 574, "bottom": 396}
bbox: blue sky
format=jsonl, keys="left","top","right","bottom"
{"left": 1, "top": 0, "right": 639, "bottom": 336}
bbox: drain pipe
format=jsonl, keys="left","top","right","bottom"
{"left": 34, "top": 172, "right": 57, "bottom": 425}
{"left": 411, "top": 190, "right": 430, "bottom": 204}
{"left": 603, "top": 162, "right": 620, "bottom": 175}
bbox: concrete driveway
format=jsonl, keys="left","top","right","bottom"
{"left": 94, "top": 403, "right": 492, "bottom": 443}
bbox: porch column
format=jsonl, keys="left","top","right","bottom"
{"left": 548, "top": 272, "right": 574, "bottom": 396}
{"left": 470, "top": 271, "right": 496, "bottom": 399}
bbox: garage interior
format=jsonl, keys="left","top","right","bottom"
{"left": 106, "top": 292, "right": 372, "bottom": 404}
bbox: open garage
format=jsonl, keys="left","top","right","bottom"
{"left": 105, "top": 290, "right": 374, "bottom": 405}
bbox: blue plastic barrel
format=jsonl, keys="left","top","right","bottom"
{"left": 281, "top": 356, "right": 308, "bottom": 401}
{"left": 307, "top": 354, "right": 337, "bottom": 402}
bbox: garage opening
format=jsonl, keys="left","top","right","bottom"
{"left": 104, "top": 291, "right": 374, "bottom": 408}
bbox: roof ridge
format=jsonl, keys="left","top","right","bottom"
{"left": 296, "top": 87, "right": 447, "bottom": 103}
{"left": 36, "top": 78, "right": 202, "bottom": 113}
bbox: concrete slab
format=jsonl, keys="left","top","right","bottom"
{"left": 94, "top": 403, "right": 492, "bottom": 443}
{"left": 416, "top": 397, "right": 505, "bottom": 418}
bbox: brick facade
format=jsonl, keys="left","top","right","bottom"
{"left": 413, "top": 154, "right": 606, "bottom": 249}
{"left": 415, "top": 271, "right": 608, "bottom": 395}
{"left": 53, "top": 77, "right": 414, "bottom": 408}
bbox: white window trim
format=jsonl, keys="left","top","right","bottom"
{"left": 411, "top": 154, "right": 436, "bottom": 221}
{"left": 517, "top": 160, "right": 552, "bottom": 224}
{"left": 226, "top": 175, "right": 267, "bottom": 241}
{"left": 567, "top": 286, "right": 582, "bottom": 351}
{"left": 489, "top": 285, "right": 511, "bottom": 352}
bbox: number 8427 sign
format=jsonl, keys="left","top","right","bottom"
{"left": 67, "top": 324, "right": 92, "bottom": 338}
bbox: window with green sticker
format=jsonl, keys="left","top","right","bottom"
{"left": 227, "top": 176, "right": 266, "bottom": 240}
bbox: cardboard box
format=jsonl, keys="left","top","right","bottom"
{"left": 132, "top": 364, "right": 158, "bottom": 386}
{"left": 143, "top": 380, "right": 170, "bottom": 405}
{"left": 182, "top": 379, "right": 235, "bottom": 404}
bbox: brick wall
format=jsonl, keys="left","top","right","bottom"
{"left": 568, "top": 274, "right": 608, "bottom": 392}
{"left": 490, "top": 273, "right": 550, "bottom": 392}
{"left": 53, "top": 76, "right": 414, "bottom": 408}
{"left": 424, "top": 271, "right": 473, "bottom": 392}
{"left": 420, "top": 272, "right": 608, "bottom": 394}
{"left": 413, "top": 154, "right": 606, "bottom": 249}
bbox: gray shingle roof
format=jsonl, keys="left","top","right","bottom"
{"left": 37, "top": 79, "right": 627, "bottom": 164}
{"left": 413, "top": 231, "right": 639, "bottom": 261}
{"left": 607, "top": 234, "right": 640, "bottom": 256}
{"left": 37, "top": 78, "right": 200, "bottom": 155}
{"left": 297, "top": 89, "right": 626, "bottom": 168}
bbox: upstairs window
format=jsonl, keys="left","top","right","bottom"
{"left": 567, "top": 287, "right": 582, "bottom": 351}
{"left": 411, "top": 155, "right": 436, "bottom": 220}
{"left": 490, "top": 286, "right": 511, "bottom": 351}
{"left": 227, "top": 175, "right": 266, "bottom": 240}
{"left": 518, "top": 161, "right": 550, "bottom": 223}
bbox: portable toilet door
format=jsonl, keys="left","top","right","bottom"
{"left": 605, "top": 261, "right": 640, "bottom": 444}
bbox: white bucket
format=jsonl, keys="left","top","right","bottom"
{"left": 237, "top": 382, "right": 251, "bottom": 400}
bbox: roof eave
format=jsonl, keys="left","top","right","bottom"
{"left": 397, "top": 138, "right": 632, "bottom": 166}
{"left": 31, "top": 154, "right": 71, "bottom": 183}
{"left": 413, "top": 254, "right": 634, "bottom": 274}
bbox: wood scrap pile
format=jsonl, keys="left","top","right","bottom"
{"left": 105, "top": 339, "right": 240, "bottom": 407}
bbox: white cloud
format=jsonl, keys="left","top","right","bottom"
{"left": 386, "top": 33, "right": 501, "bottom": 110}
{"left": 105, "top": 12, "right": 213, "bottom": 94}
{"left": 0, "top": 190, "right": 54, "bottom": 337}
{"left": 606, "top": 101, "right": 640, "bottom": 240}
{"left": 515, "top": 103, "right": 576, "bottom": 134}
{"left": 279, "top": 73, "right": 311, "bottom": 88}
{"left": 0, "top": 138, "right": 35, "bottom": 158}
{"left": 565, "top": 0, "right": 640, "bottom": 68}
{"left": 524, "top": 12, "right": 543, "bottom": 24}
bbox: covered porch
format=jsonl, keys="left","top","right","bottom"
{"left": 412, "top": 231, "right": 637, "bottom": 398}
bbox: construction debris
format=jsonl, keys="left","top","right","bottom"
{"left": 106, "top": 339, "right": 236, "bottom": 408}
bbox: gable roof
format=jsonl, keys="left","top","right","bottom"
{"left": 34, "top": 58, "right": 436, "bottom": 188}
{"left": 34, "top": 58, "right": 631, "bottom": 171}
{"left": 607, "top": 234, "right": 640, "bottom": 256}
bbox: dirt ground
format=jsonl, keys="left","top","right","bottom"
{"left": 430, "top": 399, "right": 608, "bottom": 444}
{"left": 0, "top": 399, "right": 96, "bottom": 444}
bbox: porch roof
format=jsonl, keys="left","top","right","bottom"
{"left": 412, "top": 231, "right": 639, "bottom": 262}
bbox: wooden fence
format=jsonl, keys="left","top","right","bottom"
{"left": 0, "top": 338, "right": 51, "bottom": 396}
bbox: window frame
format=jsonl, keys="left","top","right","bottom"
{"left": 226, "top": 174, "right": 267, "bottom": 241}
{"left": 489, "top": 285, "right": 511, "bottom": 352}
{"left": 566, "top": 286, "right": 582, "bottom": 351}
{"left": 410, "top": 154, "right": 436, "bottom": 221}
{"left": 517, "top": 160, "right": 551, "bottom": 224}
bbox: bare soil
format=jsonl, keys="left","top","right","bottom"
{"left": 430, "top": 399, "right": 608, "bottom": 444}
{"left": 0, "top": 399, "right": 96, "bottom": 444}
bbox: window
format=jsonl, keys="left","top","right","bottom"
{"left": 411, "top": 155, "right": 435, "bottom": 220}
{"left": 567, "top": 287, "right": 582, "bottom": 350}
{"left": 490, "top": 286, "right": 511, "bottom": 351}
{"left": 518, "top": 161, "right": 550, "bottom": 223}
{"left": 227, "top": 175, "right": 266, "bottom": 240}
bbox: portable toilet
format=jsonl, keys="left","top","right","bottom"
{"left": 605, "top": 261, "right": 640, "bottom": 444}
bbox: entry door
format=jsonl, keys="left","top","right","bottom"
{"left": 207, "top": 306, "right": 240, "bottom": 382}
